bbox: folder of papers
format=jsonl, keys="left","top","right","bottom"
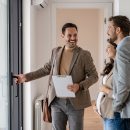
{"left": 52, "top": 75, "right": 75, "bottom": 98}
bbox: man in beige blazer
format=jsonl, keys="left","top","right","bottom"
{"left": 15, "top": 23, "right": 98, "bottom": 130}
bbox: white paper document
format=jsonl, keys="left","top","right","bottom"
{"left": 52, "top": 75, "right": 75, "bottom": 98}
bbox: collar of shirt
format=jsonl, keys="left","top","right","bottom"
{"left": 117, "top": 36, "right": 130, "bottom": 50}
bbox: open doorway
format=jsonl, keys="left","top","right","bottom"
{"left": 50, "top": 2, "right": 113, "bottom": 129}
{"left": 51, "top": 2, "right": 113, "bottom": 100}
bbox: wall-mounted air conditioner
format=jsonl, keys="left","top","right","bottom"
{"left": 31, "top": 0, "right": 48, "bottom": 8}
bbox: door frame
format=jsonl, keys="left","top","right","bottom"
{"left": 9, "top": 0, "right": 23, "bottom": 130}
{"left": 51, "top": 2, "right": 113, "bottom": 100}
{"left": 51, "top": 2, "right": 112, "bottom": 69}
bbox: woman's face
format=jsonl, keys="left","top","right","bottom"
{"left": 106, "top": 43, "right": 116, "bottom": 59}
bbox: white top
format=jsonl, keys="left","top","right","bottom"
{"left": 96, "top": 75, "right": 108, "bottom": 115}
{"left": 96, "top": 71, "right": 113, "bottom": 118}
{"left": 96, "top": 91, "right": 106, "bottom": 115}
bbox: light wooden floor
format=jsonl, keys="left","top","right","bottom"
{"left": 84, "top": 106, "right": 103, "bottom": 130}
{"left": 66, "top": 105, "right": 103, "bottom": 130}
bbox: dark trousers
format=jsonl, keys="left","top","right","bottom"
{"left": 124, "top": 118, "right": 130, "bottom": 130}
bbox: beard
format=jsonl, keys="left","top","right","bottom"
{"left": 108, "top": 34, "right": 117, "bottom": 43}
{"left": 66, "top": 40, "right": 77, "bottom": 48}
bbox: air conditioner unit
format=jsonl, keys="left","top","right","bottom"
{"left": 31, "top": 0, "right": 48, "bottom": 8}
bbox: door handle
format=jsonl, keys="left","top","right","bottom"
{"left": 11, "top": 72, "right": 19, "bottom": 97}
{"left": 11, "top": 73, "right": 18, "bottom": 85}
{"left": 12, "top": 75, "right": 18, "bottom": 79}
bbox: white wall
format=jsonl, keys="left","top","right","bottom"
{"left": 31, "top": 3, "right": 52, "bottom": 130}
{"left": 23, "top": 0, "right": 32, "bottom": 130}
{"left": 23, "top": 0, "right": 52, "bottom": 130}
{"left": 119, "top": 0, "right": 130, "bottom": 19}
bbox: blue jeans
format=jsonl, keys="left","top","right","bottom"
{"left": 51, "top": 98, "right": 84, "bottom": 130}
{"left": 103, "top": 112, "right": 125, "bottom": 130}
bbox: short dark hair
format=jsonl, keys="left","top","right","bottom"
{"left": 108, "top": 15, "right": 130, "bottom": 36}
{"left": 62, "top": 23, "right": 78, "bottom": 34}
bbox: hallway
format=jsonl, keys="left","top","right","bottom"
{"left": 66, "top": 105, "right": 103, "bottom": 130}
{"left": 84, "top": 106, "right": 103, "bottom": 130}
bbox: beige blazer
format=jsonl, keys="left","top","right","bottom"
{"left": 96, "top": 71, "right": 114, "bottom": 118}
{"left": 25, "top": 46, "right": 98, "bottom": 110}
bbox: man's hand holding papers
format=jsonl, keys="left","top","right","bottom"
{"left": 52, "top": 75, "right": 78, "bottom": 98}
{"left": 67, "top": 83, "right": 79, "bottom": 93}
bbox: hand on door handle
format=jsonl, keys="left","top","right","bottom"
{"left": 13, "top": 74, "right": 27, "bottom": 84}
